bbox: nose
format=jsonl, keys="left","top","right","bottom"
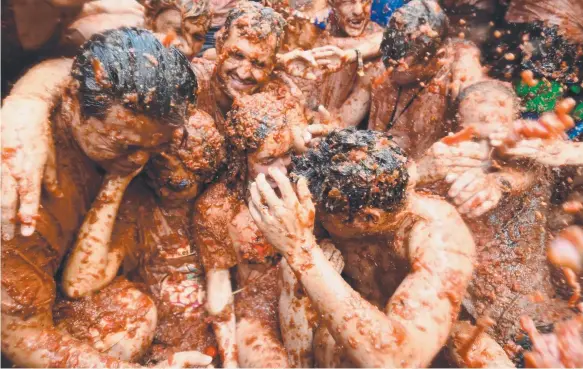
{"left": 236, "top": 61, "right": 253, "bottom": 81}
{"left": 352, "top": 2, "right": 364, "bottom": 16}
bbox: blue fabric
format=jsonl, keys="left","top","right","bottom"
{"left": 567, "top": 121, "right": 583, "bottom": 141}
{"left": 371, "top": 0, "right": 404, "bottom": 26}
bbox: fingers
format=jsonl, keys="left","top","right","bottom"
{"left": 317, "top": 105, "right": 332, "bottom": 124}
{"left": 173, "top": 351, "right": 213, "bottom": 367}
{"left": 256, "top": 173, "right": 283, "bottom": 208}
{"left": 17, "top": 161, "right": 43, "bottom": 237}
{"left": 448, "top": 169, "right": 482, "bottom": 199}
{"left": 307, "top": 124, "right": 334, "bottom": 137}
{"left": 296, "top": 176, "right": 315, "bottom": 216}
{"left": 457, "top": 189, "right": 488, "bottom": 215}
{"left": 268, "top": 168, "right": 298, "bottom": 209}
{"left": 43, "top": 130, "right": 62, "bottom": 198}
{"left": 292, "top": 126, "right": 308, "bottom": 153}
{"left": 1, "top": 164, "right": 17, "bottom": 241}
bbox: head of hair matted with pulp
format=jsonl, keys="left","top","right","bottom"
{"left": 292, "top": 128, "right": 409, "bottom": 220}
{"left": 71, "top": 27, "right": 197, "bottom": 126}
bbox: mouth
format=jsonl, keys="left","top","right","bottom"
{"left": 347, "top": 18, "right": 365, "bottom": 29}
{"left": 227, "top": 72, "right": 255, "bottom": 90}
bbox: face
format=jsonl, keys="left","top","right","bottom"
{"left": 332, "top": 0, "right": 371, "bottom": 37}
{"left": 146, "top": 153, "right": 203, "bottom": 202}
{"left": 183, "top": 17, "right": 209, "bottom": 56}
{"left": 247, "top": 127, "right": 293, "bottom": 188}
{"left": 155, "top": 9, "right": 194, "bottom": 58}
{"left": 217, "top": 29, "right": 278, "bottom": 99}
{"left": 71, "top": 103, "right": 178, "bottom": 173}
{"left": 319, "top": 206, "right": 402, "bottom": 238}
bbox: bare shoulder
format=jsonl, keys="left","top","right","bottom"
{"left": 193, "top": 181, "right": 239, "bottom": 223}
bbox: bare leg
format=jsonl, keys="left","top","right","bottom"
{"left": 1, "top": 235, "right": 139, "bottom": 368}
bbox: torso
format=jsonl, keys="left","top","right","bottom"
{"left": 368, "top": 51, "right": 454, "bottom": 159}
{"left": 119, "top": 180, "right": 215, "bottom": 362}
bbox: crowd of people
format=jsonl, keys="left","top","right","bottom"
{"left": 1, "top": 0, "right": 582, "bottom": 367}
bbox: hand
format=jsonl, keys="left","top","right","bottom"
{"left": 277, "top": 50, "right": 318, "bottom": 80}
{"left": 547, "top": 226, "right": 583, "bottom": 273}
{"left": 311, "top": 105, "right": 342, "bottom": 128}
{"left": 292, "top": 123, "right": 335, "bottom": 153}
{"left": 310, "top": 46, "right": 352, "bottom": 73}
{"left": 417, "top": 141, "right": 490, "bottom": 184}
{"left": 1, "top": 97, "right": 60, "bottom": 240}
{"left": 248, "top": 169, "right": 315, "bottom": 260}
{"left": 447, "top": 169, "right": 503, "bottom": 218}
{"left": 521, "top": 315, "right": 583, "bottom": 368}
{"left": 154, "top": 351, "right": 213, "bottom": 368}
{"left": 501, "top": 138, "right": 570, "bottom": 166}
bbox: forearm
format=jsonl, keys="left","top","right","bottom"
{"left": 2, "top": 314, "right": 139, "bottom": 368}
{"left": 206, "top": 268, "right": 237, "bottom": 367}
{"left": 62, "top": 175, "right": 130, "bottom": 297}
{"left": 5, "top": 58, "right": 73, "bottom": 103}
{"left": 279, "top": 258, "right": 315, "bottom": 367}
{"left": 290, "top": 244, "right": 400, "bottom": 368}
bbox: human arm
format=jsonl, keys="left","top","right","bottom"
{"left": 1, "top": 58, "right": 73, "bottom": 240}
{"left": 249, "top": 169, "right": 475, "bottom": 367}
{"left": 279, "top": 239, "right": 343, "bottom": 367}
{"left": 61, "top": 160, "right": 146, "bottom": 298}
{"left": 206, "top": 269, "right": 238, "bottom": 368}
{"left": 502, "top": 139, "right": 583, "bottom": 167}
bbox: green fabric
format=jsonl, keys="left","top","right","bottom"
{"left": 515, "top": 79, "right": 563, "bottom": 114}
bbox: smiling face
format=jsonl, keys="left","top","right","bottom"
{"left": 331, "top": 0, "right": 371, "bottom": 37}
{"left": 216, "top": 29, "right": 278, "bottom": 100}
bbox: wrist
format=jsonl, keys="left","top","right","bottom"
{"left": 284, "top": 235, "right": 319, "bottom": 273}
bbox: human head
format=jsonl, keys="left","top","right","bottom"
{"left": 457, "top": 80, "right": 518, "bottom": 136}
{"left": 292, "top": 128, "right": 409, "bottom": 238}
{"left": 225, "top": 91, "right": 306, "bottom": 189}
{"left": 69, "top": 27, "right": 197, "bottom": 173}
{"left": 381, "top": 0, "right": 448, "bottom": 84}
{"left": 145, "top": 109, "right": 225, "bottom": 202}
{"left": 329, "top": 0, "right": 371, "bottom": 37}
{"left": 215, "top": 2, "right": 286, "bottom": 99}
{"left": 485, "top": 22, "right": 583, "bottom": 84}
{"left": 145, "top": 0, "right": 212, "bottom": 57}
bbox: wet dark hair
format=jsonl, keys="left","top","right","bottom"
{"left": 219, "top": 2, "right": 286, "bottom": 52}
{"left": 485, "top": 22, "right": 583, "bottom": 84}
{"left": 71, "top": 27, "right": 197, "bottom": 125}
{"left": 381, "top": 0, "right": 448, "bottom": 68}
{"left": 292, "top": 128, "right": 409, "bottom": 219}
